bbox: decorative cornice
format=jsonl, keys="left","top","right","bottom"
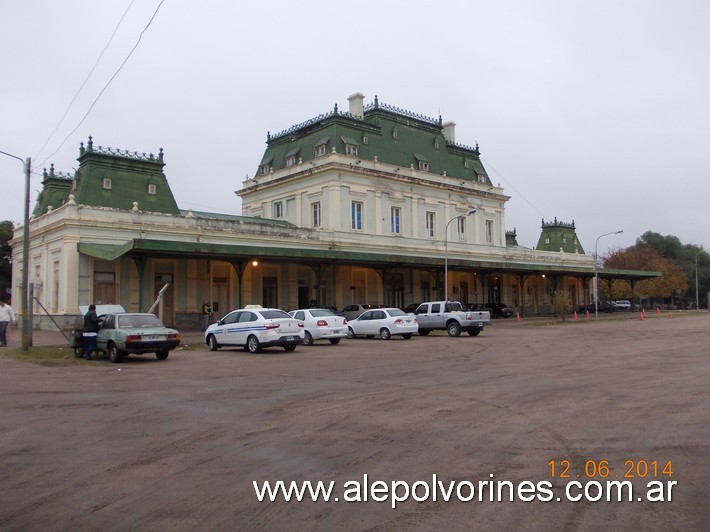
{"left": 79, "top": 135, "right": 164, "bottom": 163}
{"left": 541, "top": 217, "right": 576, "bottom": 229}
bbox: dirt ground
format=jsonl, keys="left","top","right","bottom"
{"left": 1, "top": 313, "right": 708, "bottom": 531}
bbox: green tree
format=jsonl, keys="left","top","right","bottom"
{"left": 604, "top": 246, "right": 688, "bottom": 303}
{"left": 0, "top": 220, "right": 14, "bottom": 300}
{"left": 551, "top": 290, "right": 570, "bottom": 321}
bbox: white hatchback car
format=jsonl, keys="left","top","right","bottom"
{"left": 288, "top": 309, "right": 348, "bottom": 345}
{"left": 346, "top": 308, "right": 418, "bottom": 340}
{"left": 205, "top": 307, "right": 304, "bottom": 353}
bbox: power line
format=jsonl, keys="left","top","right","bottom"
{"left": 34, "top": 0, "right": 137, "bottom": 165}
{"left": 38, "top": 0, "right": 166, "bottom": 168}
{"left": 481, "top": 155, "right": 546, "bottom": 218}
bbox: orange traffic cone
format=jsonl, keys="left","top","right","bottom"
{"left": 641, "top": 308, "right": 647, "bottom": 318}
{"left": 586, "top": 310, "right": 590, "bottom": 320}
{"left": 668, "top": 310, "right": 673, "bottom": 319}
{"left": 640, "top": 310, "right": 645, "bottom": 320}
{"left": 573, "top": 311, "right": 578, "bottom": 321}
{"left": 656, "top": 307, "right": 660, "bottom": 314}
{"left": 516, "top": 312, "right": 521, "bottom": 322}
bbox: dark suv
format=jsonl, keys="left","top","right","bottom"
{"left": 485, "top": 303, "right": 515, "bottom": 318}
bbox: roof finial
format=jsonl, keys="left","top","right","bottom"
{"left": 374, "top": 95, "right": 379, "bottom": 108}
{"left": 334, "top": 103, "right": 338, "bottom": 114}
{"left": 87, "top": 136, "right": 93, "bottom": 151}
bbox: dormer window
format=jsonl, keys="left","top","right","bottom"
{"left": 285, "top": 146, "right": 300, "bottom": 167}
{"left": 477, "top": 174, "right": 486, "bottom": 183}
{"left": 545, "top": 237, "right": 551, "bottom": 244}
{"left": 102, "top": 178, "right": 112, "bottom": 190}
{"left": 414, "top": 153, "right": 430, "bottom": 172}
{"left": 341, "top": 136, "right": 359, "bottom": 157}
{"left": 147, "top": 184, "right": 157, "bottom": 195}
{"left": 314, "top": 136, "right": 329, "bottom": 158}
{"left": 259, "top": 156, "right": 273, "bottom": 175}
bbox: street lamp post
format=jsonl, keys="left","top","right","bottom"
{"left": 0, "top": 150, "right": 31, "bottom": 351}
{"left": 695, "top": 247, "right": 705, "bottom": 310}
{"left": 444, "top": 208, "right": 476, "bottom": 302}
{"left": 594, "top": 230, "right": 623, "bottom": 320}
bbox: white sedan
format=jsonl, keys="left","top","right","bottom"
{"left": 205, "top": 307, "right": 304, "bottom": 353}
{"left": 346, "top": 308, "right": 418, "bottom": 340}
{"left": 288, "top": 309, "right": 348, "bottom": 345}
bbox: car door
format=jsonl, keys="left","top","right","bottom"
{"left": 96, "top": 314, "right": 115, "bottom": 351}
{"left": 414, "top": 304, "right": 434, "bottom": 328}
{"left": 369, "top": 310, "right": 387, "bottom": 333}
{"left": 219, "top": 311, "right": 241, "bottom": 345}
{"left": 355, "top": 310, "right": 373, "bottom": 335}
{"left": 236, "top": 311, "right": 258, "bottom": 344}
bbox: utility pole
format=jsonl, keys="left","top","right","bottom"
{"left": 0, "top": 150, "right": 32, "bottom": 351}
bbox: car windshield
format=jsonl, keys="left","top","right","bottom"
{"left": 259, "top": 310, "right": 291, "bottom": 319}
{"left": 387, "top": 309, "right": 406, "bottom": 317}
{"left": 118, "top": 314, "right": 164, "bottom": 328}
{"left": 310, "top": 309, "right": 336, "bottom": 317}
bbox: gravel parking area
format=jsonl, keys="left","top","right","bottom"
{"left": 1, "top": 314, "right": 708, "bottom": 530}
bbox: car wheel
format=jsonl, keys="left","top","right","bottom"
{"left": 303, "top": 331, "right": 314, "bottom": 346}
{"left": 346, "top": 327, "right": 355, "bottom": 339}
{"left": 402, "top": 333, "right": 412, "bottom": 340}
{"left": 447, "top": 322, "right": 462, "bottom": 337}
{"left": 155, "top": 350, "right": 169, "bottom": 360}
{"left": 108, "top": 344, "right": 122, "bottom": 363}
{"left": 207, "top": 335, "right": 219, "bottom": 351}
{"left": 329, "top": 338, "right": 341, "bottom": 345}
{"left": 246, "top": 335, "right": 261, "bottom": 353}
{"left": 283, "top": 345, "right": 296, "bottom": 352}
{"left": 380, "top": 328, "right": 391, "bottom": 340}
{"left": 418, "top": 329, "right": 430, "bottom": 336}
{"left": 74, "top": 346, "right": 83, "bottom": 358}
{"left": 467, "top": 328, "right": 481, "bottom": 337}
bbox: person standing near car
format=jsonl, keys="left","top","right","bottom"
{"left": 201, "top": 301, "right": 212, "bottom": 331}
{"left": 0, "top": 300, "right": 16, "bottom": 347}
{"left": 82, "top": 304, "right": 101, "bottom": 359}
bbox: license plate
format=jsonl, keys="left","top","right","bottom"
{"left": 284, "top": 336, "right": 294, "bottom": 342}
{"left": 143, "top": 335, "right": 166, "bottom": 341}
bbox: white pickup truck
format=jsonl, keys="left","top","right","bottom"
{"left": 412, "top": 301, "right": 491, "bottom": 337}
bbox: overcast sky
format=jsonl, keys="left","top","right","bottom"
{"left": 2, "top": 0, "right": 709, "bottom": 255}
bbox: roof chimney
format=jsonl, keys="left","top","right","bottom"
{"left": 348, "top": 92, "right": 365, "bottom": 118}
{"left": 442, "top": 121, "right": 456, "bottom": 143}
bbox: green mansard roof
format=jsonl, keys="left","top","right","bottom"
{"left": 33, "top": 136, "right": 180, "bottom": 216}
{"left": 256, "top": 95, "right": 491, "bottom": 184}
{"left": 536, "top": 218, "right": 586, "bottom": 254}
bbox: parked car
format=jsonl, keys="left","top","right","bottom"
{"left": 485, "top": 302, "right": 515, "bottom": 318}
{"left": 205, "top": 307, "right": 304, "bottom": 353}
{"left": 613, "top": 300, "right": 631, "bottom": 311}
{"left": 578, "top": 301, "right": 615, "bottom": 313}
{"left": 288, "top": 308, "right": 348, "bottom": 345}
{"left": 402, "top": 303, "right": 420, "bottom": 314}
{"left": 346, "top": 308, "right": 418, "bottom": 340}
{"left": 339, "top": 304, "right": 384, "bottom": 321}
{"left": 82, "top": 305, "right": 181, "bottom": 363}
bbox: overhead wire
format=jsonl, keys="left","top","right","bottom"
{"left": 480, "top": 155, "right": 546, "bottom": 218}
{"left": 38, "top": 0, "right": 167, "bottom": 169}
{"left": 34, "top": 0, "right": 137, "bottom": 165}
